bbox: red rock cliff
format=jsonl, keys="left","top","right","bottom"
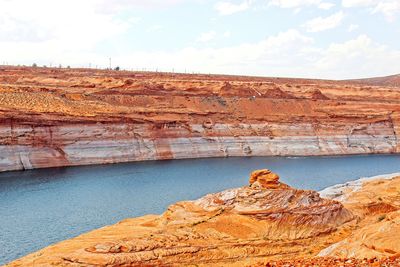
{"left": 1, "top": 67, "right": 400, "bottom": 172}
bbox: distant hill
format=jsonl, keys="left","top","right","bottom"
{"left": 347, "top": 74, "right": 400, "bottom": 87}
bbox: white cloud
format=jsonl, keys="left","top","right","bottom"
{"left": 314, "top": 34, "right": 400, "bottom": 78}
{"left": 214, "top": 0, "right": 252, "bottom": 15}
{"left": 197, "top": 31, "right": 217, "bottom": 42}
{"left": 269, "top": 0, "right": 335, "bottom": 9}
{"left": 373, "top": 1, "right": 400, "bottom": 21}
{"left": 113, "top": 29, "right": 316, "bottom": 76}
{"left": 347, "top": 24, "right": 359, "bottom": 32}
{"left": 293, "top": 8, "right": 302, "bottom": 13}
{"left": 223, "top": 31, "right": 232, "bottom": 37}
{"left": 269, "top": 0, "right": 319, "bottom": 8}
{"left": 303, "top": 11, "right": 345, "bottom": 32}
{"left": 108, "top": 31, "right": 400, "bottom": 79}
{"left": 342, "top": 0, "right": 376, "bottom": 7}
{"left": 342, "top": 0, "right": 400, "bottom": 21}
{"left": 96, "top": 0, "right": 186, "bottom": 12}
{"left": 318, "top": 2, "right": 336, "bottom": 9}
{"left": 0, "top": 0, "right": 136, "bottom": 68}
{"left": 0, "top": 0, "right": 130, "bottom": 45}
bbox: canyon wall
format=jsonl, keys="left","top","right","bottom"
{"left": 1, "top": 67, "right": 400, "bottom": 172}
{"left": 0, "top": 121, "right": 398, "bottom": 172}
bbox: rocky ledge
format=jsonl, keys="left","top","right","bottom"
{"left": 9, "top": 169, "right": 400, "bottom": 266}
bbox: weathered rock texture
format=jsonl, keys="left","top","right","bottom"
{"left": 1, "top": 67, "right": 400, "bottom": 172}
{"left": 5, "top": 170, "right": 356, "bottom": 266}
{"left": 318, "top": 173, "right": 400, "bottom": 260}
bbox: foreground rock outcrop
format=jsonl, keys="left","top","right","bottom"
{"left": 6, "top": 169, "right": 358, "bottom": 266}
{"left": 318, "top": 173, "right": 400, "bottom": 260}
{"left": 7, "top": 170, "right": 400, "bottom": 267}
{"left": 1, "top": 67, "right": 400, "bottom": 172}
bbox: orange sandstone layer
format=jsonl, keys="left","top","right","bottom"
{"left": 254, "top": 257, "right": 400, "bottom": 266}
{"left": 318, "top": 173, "right": 400, "bottom": 260}
{"left": 253, "top": 172, "right": 400, "bottom": 266}
{"left": 1, "top": 67, "right": 400, "bottom": 172}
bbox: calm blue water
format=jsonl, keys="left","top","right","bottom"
{"left": 1, "top": 155, "right": 400, "bottom": 264}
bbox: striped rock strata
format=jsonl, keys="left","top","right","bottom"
{"left": 1, "top": 67, "right": 400, "bottom": 172}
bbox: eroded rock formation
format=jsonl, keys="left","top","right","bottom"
{"left": 6, "top": 169, "right": 358, "bottom": 266}
{"left": 318, "top": 173, "right": 400, "bottom": 260}
{"left": 1, "top": 67, "right": 400, "bottom": 171}
{"left": 249, "top": 169, "right": 286, "bottom": 189}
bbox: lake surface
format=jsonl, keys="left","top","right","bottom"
{"left": 1, "top": 155, "right": 400, "bottom": 264}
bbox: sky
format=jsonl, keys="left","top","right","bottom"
{"left": 0, "top": 0, "right": 399, "bottom": 79}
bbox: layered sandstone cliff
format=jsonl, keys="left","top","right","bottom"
{"left": 6, "top": 170, "right": 400, "bottom": 266}
{"left": 1, "top": 67, "right": 400, "bottom": 172}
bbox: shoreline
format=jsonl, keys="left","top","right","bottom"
{"left": 1, "top": 152, "right": 399, "bottom": 174}
{"left": 319, "top": 172, "right": 400, "bottom": 201}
